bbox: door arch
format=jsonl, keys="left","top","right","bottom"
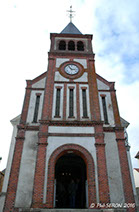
{"left": 46, "top": 144, "right": 96, "bottom": 208}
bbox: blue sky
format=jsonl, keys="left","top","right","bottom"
{"left": 95, "top": 3, "right": 139, "bottom": 84}
{"left": 0, "top": 0, "right": 138, "bottom": 171}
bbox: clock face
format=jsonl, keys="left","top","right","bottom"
{"left": 64, "top": 64, "right": 79, "bottom": 75}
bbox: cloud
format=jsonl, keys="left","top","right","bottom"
{"left": 93, "top": 0, "right": 139, "bottom": 84}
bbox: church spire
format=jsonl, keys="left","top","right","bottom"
{"left": 61, "top": 6, "right": 82, "bottom": 34}
{"left": 67, "top": 5, "right": 75, "bottom": 23}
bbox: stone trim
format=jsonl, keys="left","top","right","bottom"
{"left": 76, "top": 83, "right": 80, "bottom": 120}
{"left": 55, "top": 86, "right": 62, "bottom": 89}
{"left": 63, "top": 83, "right": 67, "bottom": 120}
{"left": 27, "top": 88, "right": 45, "bottom": 91}
{"left": 48, "top": 133, "right": 95, "bottom": 137}
{"left": 68, "top": 86, "right": 75, "bottom": 89}
{"left": 81, "top": 86, "right": 87, "bottom": 90}
{"left": 54, "top": 81, "right": 88, "bottom": 84}
{"left": 100, "top": 94, "right": 106, "bottom": 97}
{"left": 98, "top": 89, "right": 116, "bottom": 92}
{"left": 35, "top": 93, "right": 42, "bottom": 96}
{"left": 39, "top": 120, "right": 103, "bottom": 126}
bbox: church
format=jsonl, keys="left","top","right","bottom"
{"left": 0, "top": 15, "right": 136, "bottom": 212}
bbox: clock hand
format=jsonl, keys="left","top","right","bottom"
{"left": 69, "top": 65, "right": 73, "bottom": 70}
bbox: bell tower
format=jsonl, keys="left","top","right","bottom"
{"left": 2, "top": 13, "right": 136, "bottom": 212}
{"left": 31, "top": 21, "right": 109, "bottom": 208}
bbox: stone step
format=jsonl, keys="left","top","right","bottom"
{"left": 40, "top": 210, "right": 101, "bottom": 212}
{"left": 39, "top": 210, "right": 126, "bottom": 212}
{"left": 19, "top": 208, "right": 127, "bottom": 212}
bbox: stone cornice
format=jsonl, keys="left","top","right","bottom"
{"left": 39, "top": 120, "right": 103, "bottom": 126}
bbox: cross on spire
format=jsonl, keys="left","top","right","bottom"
{"left": 67, "top": 5, "right": 75, "bottom": 22}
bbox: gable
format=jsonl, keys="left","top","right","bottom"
{"left": 31, "top": 71, "right": 47, "bottom": 89}
{"left": 96, "top": 74, "right": 114, "bottom": 90}
{"left": 97, "top": 79, "right": 110, "bottom": 90}
{"left": 10, "top": 114, "right": 21, "bottom": 126}
{"left": 120, "top": 117, "right": 129, "bottom": 128}
{"left": 32, "top": 77, "right": 46, "bottom": 88}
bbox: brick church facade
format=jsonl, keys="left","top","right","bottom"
{"left": 0, "top": 22, "right": 136, "bottom": 211}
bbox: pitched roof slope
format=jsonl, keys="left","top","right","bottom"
{"left": 135, "top": 151, "right": 139, "bottom": 159}
{"left": 134, "top": 168, "right": 139, "bottom": 173}
{"left": 60, "top": 22, "right": 82, "bottom": 34}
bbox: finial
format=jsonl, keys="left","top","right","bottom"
{"left": 67, "top": 5, "right": 75, "bottom": 22}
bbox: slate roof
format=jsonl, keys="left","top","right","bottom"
{"left": 135, "top": 151, "right": 139, "bottom": 159}
{"left": 2, "top": 169, "right": 5, "bottom": 174}
{"left": 0, "top": 169, "right": 5, "bottom": 175}
{"left": 134, "top": 168, "right": 139, "bottom": 173}
{"left": 61, "top": 22, "right": 82, "bottom": 34}
{"left": 120, "top": 117, "right": 130, "bottom": 128}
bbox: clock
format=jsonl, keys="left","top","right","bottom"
{"left": 59, "top": 61, "right": 84, "bottom": 79}
{"left": 64, "top": 64, "right": 79, "bottom": 75}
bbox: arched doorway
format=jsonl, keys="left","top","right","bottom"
{"left": 46, "top": 144, "right": 96, "bottom": 209}
{"left": 55, "top": 153, "right": 86, "bottom": 208}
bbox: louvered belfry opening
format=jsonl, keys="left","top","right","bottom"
{"left": 59, "top": 40, "right": 66, "bottom": 50}
{"left": 77, "top": 41, "right": 84, "bottom": 51}
{"left": 68, "top": 41, "right": 75, "bottom": 51}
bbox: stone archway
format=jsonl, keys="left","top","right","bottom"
{"left": 46, "top": 143, "right": 96, "bottom": 208}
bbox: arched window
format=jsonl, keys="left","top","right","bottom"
{"left": 59, "top": 40, "right": 66, "bottom": 50}
{"left": 68, "top": 41, "right": 75, "bottom": 51}
{"left": 77, "top": 41, "right": 84, "bottom": 51}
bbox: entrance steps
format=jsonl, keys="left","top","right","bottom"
{"left": 19, "top": 209, "right": 127, "bottom": 212}
{"left": 40, "top": 210, "right": 126, "bottom": 212}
